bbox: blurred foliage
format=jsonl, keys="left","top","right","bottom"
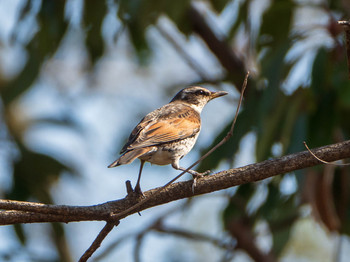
{"left": 2, "top": 0, "right": 68, "bottom": 106}
{"left": 118, "top": 0, "right": 192, "bottom": 60}
{"left": 0, "top": 0, "right": 350, "bottom": 261}
{"left": 84, "top": 0, "right": 106, "bottom": 64}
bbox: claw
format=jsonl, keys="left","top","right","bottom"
{"left": 201, "top": 170, "right": 211, "bottom": 176}
{"left": 134, "top": 185, "right": 145, "bottom": 198}
{"left": 191, "top": 170, "right": 210, "bottom": 194}
{"left": 192, "top": 177, "right": 197, "bottom": 194}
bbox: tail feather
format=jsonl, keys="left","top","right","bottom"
{"left": 108, "top": 148, "right": 150, "bottom": 168}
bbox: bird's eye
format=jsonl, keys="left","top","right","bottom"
{"left": 196, "top": 90, "right": 206, "bottom": 95}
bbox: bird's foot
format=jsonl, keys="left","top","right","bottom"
{"left": 125, "top": 180, "right": 145, "bottom": 198}
{"left": 191, "top": 170, "right": 211, "bottom": 193}
{"left": 189, "top": 169, "right": 211, "bottom": 177}
{"left": 199, "top": 170, "right": 211, "bottom": 176}
{"left": 134, "top": 185, "right": 145, "bottom": 198}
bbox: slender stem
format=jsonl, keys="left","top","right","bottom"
{"left": 79, "top": 222, "right": 119, "bottom": 262}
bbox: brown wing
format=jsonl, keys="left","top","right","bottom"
{"left": 120, "top": 103, "right": 200, "bottom": 153}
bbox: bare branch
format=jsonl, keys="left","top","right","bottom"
{"left": 1, "top": 139, "right": 350, "bottom": 225}
{"left": 227, "top": 219, "right": 276, "bottom": 262}
{"left": 79, "top": 222, "right": 119, "bottom": 262}
{"left": 94, "top": 203, "right": 188, "bottom": 260}
{"left": 153, "top": 224, "right": 235, "bottom": 251}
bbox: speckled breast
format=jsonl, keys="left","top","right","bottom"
{"left": 139, "top": 133, "right": 200, "bottom": 165}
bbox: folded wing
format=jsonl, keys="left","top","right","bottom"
{"left": 122, "top": 104, "right": 200, "bottom": 152}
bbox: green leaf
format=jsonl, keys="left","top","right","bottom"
{"left": 163, "top": 0, "right": 191, "bottom": 36}
{"left": 6, "top": 145, "right": 71, "bottom": 203}
{"left": 307, "top": 49, "right": 337, "bottom": 147}
{"left": 51, "top": 223, "right": 72, "bottom": 262}
{"left": 309, "top": 48, "right": 328, "bottom": 96}
{"left": 256, "top": 88, "right": 306, "bottom": 160}
{"left": 256, "top": 92, "right": 289, "bottom": 161}
{"left": 259, "top": 0, "right": 295, "bottom": 48}
{"left": 260, "top": 42, "right": 291, "bottom": 91}
{"left": 279, "top": 90, "right": 303, "bottom": 153}
{"left": 271, "top": 224, "right": 292, "bottom": 255}
{"left": 118, "top": 0, "right": 157, "bottom": 60}
{"left": 83, "top": 0, "right": 107, "bottom": 64}
{"left": 209, "top": 0, "right": 230, "bottom": 13}
{"left": 117, "top": 0, "right": 191, "bottom": 61}
{"left": 227, "top": 0, "right": 248, "bottom": 41}
{"left": 13, "top": 224, "right": 26, "bottom": 245}
{"left": 285, "top": 113, "right": 308, "bottom": 154}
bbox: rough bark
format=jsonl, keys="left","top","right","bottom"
{"left": 1, "top": 140, "right": 349, "bottom": 225}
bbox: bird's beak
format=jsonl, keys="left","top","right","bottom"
{"left": 210, "top": 91, "right": 228, "bottom": 100}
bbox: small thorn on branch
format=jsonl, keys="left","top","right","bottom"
{"left": 125, "top": 180, "right": 133, "bottom": 195}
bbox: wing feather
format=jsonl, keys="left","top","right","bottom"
{"left": 122, "top": 103, "right": 200, "bottom": 152}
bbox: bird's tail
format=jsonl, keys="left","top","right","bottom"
{"left": 108, "top": 148, "right": 150, "bottom": 168}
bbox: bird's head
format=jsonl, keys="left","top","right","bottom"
{"left": 170, "top": 86, "right": 228, "bottom": 112}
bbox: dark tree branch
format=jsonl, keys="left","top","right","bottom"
{"left": 1, "top": 139, "right": 350, "bottom": 226}
{"left": 227, "top": 218, "right": 276, "bottom": 262}
{"left": 153, "top": 223, "right": 235, "bottom": 251}
{"left": 79, "top": 222, "right": 118, "bottom": 262}
{"left": 94, "top": 203, "right": 188, "bottom": 261}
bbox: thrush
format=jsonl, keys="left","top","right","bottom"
{"left": 108, "top": 86, "right": 228, "bottom": 194}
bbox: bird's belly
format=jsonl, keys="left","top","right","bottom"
{"left": 139, "top": 135, "right": 199, "bottom": 166}
{"left": 140, "top": 148, "right": 173, "bottom": 165}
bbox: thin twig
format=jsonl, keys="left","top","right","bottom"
{"left": 304, "top": 141, "right": 350, "bottom": 166}
{"left": 95, "top": 202, "right": 189, "bottom": 260}
{"left": 153, "top": 224, "right": 235, "bottom": 251}
{"left": 93, "top": 233, "right": 133, "bottom": 261}
{"left": 79, "top": 221, "right": 119, "bottom": 262}
{"left": 110, "top": 71, "right": 249, "bottom": 221}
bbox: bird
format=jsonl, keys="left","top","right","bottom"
{"left": 108, "top": 86, "right": 228, "bottom": 195}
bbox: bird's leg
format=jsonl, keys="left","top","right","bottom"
{"left": 171, "top": 160, "right": 211, "bottom": 193}
{"left": 189, "top": 171, "right": 210, "bottom": 194}
{"left": 173, "top": 166, "right": 210, "bottom": 177}
{"left": 134, "top": 160, "right": 145, "bottom": 196}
